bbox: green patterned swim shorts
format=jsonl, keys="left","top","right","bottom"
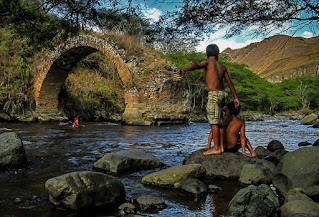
{"left": 206, "top": 91, "right": 228, "bottom": 125}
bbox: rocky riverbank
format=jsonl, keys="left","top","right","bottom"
{"left": 1, "top": 131, "right": 319, "bottom": 216}
{"left": 191, "top": 111, "right": 319, "bottom": 127}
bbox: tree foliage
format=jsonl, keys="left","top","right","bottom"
{"left": 162, "top": 0, "right": 319, "bottom": 38}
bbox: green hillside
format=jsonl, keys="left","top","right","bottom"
{"left": 165, "top": 52, "right": 319, "bottom": 113}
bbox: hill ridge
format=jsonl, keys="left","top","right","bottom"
{"left": 223, "top": 35, "right": 319, "bottom": 82}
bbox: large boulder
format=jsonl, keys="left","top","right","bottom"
{"left": 273, "top": 147, "right": 319, "bottom": 198}
{"left": 239, "top": 164, "right": 273, "bottom": 186}
{"left": 45, "top": 171, "right": 125, "bottom": 210}
{"left": 93, "top": 149, "right": 163, "bottom": 175}
{"left": 183, "top": 149, "right": 275, "bottom": 180}
{"left": 301, "top": 113, "right": 318, "bottom": 125}
{"left": 0, "top": 132, "right": 28, "bottom": 171}
{"left": 141, "top": 164, "right": 205, "bottom": 188}
{"left": 280, "top": 200, "right": 319, "bottom": 217}
{"left": 228, "top": 184, "right": 280, "bottom": 217}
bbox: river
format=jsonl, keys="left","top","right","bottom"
{"left": 0, "top": 120, "right": 318, "bottom": 217}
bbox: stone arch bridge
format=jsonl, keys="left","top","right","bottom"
{"left": 34, "top": 35, "right": 190, "bottom": 125}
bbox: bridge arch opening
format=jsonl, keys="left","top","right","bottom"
{"left": 36, "top": 45, "right": 125, "bottom": 121}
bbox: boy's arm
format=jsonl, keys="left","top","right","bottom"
{"left": 240, "top": 123, "right": 247, "bottom": 155}
{"left": 177, "top": 60, "right": 208, "bottom": 76}
{"left": 246, "top": 139, "right": 256, "bottom": 157}
{"left": 225, "top": 70, "right": 240, "bottom": 108}
{"left": 240, "top": 123, "right": 256, "bottom": 157}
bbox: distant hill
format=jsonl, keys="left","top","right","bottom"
{"left": 223, "top": 35, "right": 319, "bottom": 82}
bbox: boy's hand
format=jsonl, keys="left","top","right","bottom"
{"left": 176, "top": 68, "right": 185, "bottom": 76}
{"left": 234, "top": 98, "right": 240, "bottom": 108}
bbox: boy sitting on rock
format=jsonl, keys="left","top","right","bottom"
{"left": 221, "top": 102, "right": 256, "bottom": 157}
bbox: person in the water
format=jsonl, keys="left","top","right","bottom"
{"left": 221, "top": 102, "right": 256, "bottom": 157}
{"left": 72, "top": 117, "right": 80, "bottom": 127}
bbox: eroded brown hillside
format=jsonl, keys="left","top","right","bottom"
{"left": 223, "top": 35, "right": 319, "bottom": 82}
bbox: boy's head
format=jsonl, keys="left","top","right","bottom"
{"left": 227, "top": 102, "right": 240, "bottom": 116}
{"left": 206, "top": 44, "right": 219, "bottom": 57}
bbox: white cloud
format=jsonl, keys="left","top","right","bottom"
{"left": 301, "top": 31, "right": 313, "bottom": 38}
{"left": 143, "top": 8, "right": 162, "bottom": 22}
{"left": 196, "top": 30, "right": 262, "bottom": 53}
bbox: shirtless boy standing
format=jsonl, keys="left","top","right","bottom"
{"left": 221, "top": 102, "right": 256, "bottom": 157}
{"left": 177, "top": 44, "right": 239, "bottom": 155}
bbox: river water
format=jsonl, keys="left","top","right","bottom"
{"left": 0, "top": 120, "right": 318, "bottom": 217}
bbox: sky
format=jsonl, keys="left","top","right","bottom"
{"left": 137, "top": 0, "right": 319, "bottom": 52}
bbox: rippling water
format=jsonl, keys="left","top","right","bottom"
{"left": 0, "top": 121, "right": 318, "bottom": 216}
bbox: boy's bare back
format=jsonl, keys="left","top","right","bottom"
{"left": 222, "top": 115, "right": 244, "bottom": 149}
{"left": 204, "top": 57, "right": 226, "bottom": 92}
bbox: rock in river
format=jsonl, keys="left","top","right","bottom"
{"left": 0, "top": 132, "right": 28, "bottom": 171}
{"left": 273, "top": 147, "right": 319, "bottom": 198}
{"left": 181, "top": 178, "right": 208, "bottom": 196}
{"left": 93, "top": 149, "right": 163, "bottom": 175}
{"left": 280, "top": 200, "right": 319, "bottom": 217}
{"left": 136, "top": 195, "right": 166, "bottom": 211}
{"left": 141, "top": 164, "right": 205, "bottom": 188}
{"left": 239, "top": 164, "right": 273, "bottom": 186}
{"left": 301, "top": 113, "right": 318, "bottom": 125}
{"left": 45, "top": 171, "right": 125, "bottom": 210}
{"left": 228, "top": 184, "right": 279, "bottom": 217}
{"left": 267, "top": 140, "right": 285, "bottom": 152}
{"left": 183, "top": 149, "right": 275, "bottom": 180}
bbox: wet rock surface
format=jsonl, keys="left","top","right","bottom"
{"left": 272, "top": 147, "right": 319, "bottom": 198}
{"left": 93, "top": 149, "right": 164, "bottom": 175}
{"left": 0, "top": 132, "right": 28, "bottom": 171}
{"left": 228, "top": 184, "right": 279, "bottom": 217}
{"left": 45, "top": 171, "right": 125, "bottom": 210}
{"left": 183, "top": 149, "right": 275, "bottom": 180}
{"left": 135, "top": 195, "right": 166, "bottom": 211}
{"left": 141, "top": 164, "right": 205, "bottom": 188}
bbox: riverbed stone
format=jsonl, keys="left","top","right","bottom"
{"left": 45, "top": 171, "right": 125, "bottom": 210}
{"left": 118, "top": 202, "right": 136, "bottom": 215}
{"left": 208, "top": 184, "right": 221, "bottom": 193}
{"left": 267, "top": 140, "right": 285, "bottom": 152}
{"left": 284, "top": 188, "right": 313, "bottom": 203}
{"left": 239, "top": 164, "right": 273, "bottom": 186}
{"left": 0, "top": 132, "right": 28, "bottom": 171}
{"left": 136, "top": 195, "right": 166, "bottom": 211}
{"left": 141, "top": 164, "right": 205, "bottom": 188}
{"left": 228, "top": 184, "right": 280, "bottom": 217}
{"left": 93, "top": 149, "right": 163, "bottom": 175}
{"left": 280, "top": 200, "right": 319, "bottom": 217}
{"left": 298, "top": 141, "right": 312, "bottom": 147}
{"left": 183, "top": 149, "right": 275, "bottom": 180}
{"left": 301, "top": 113, "right": 318, "bottom": 125}
{"left": 180, "top": 178, "right": 208, "bottom": 196}
{"left": 272, "top": 147, "right": 319, "bottom": 198}
{"left": 254, "top": 146, "right": 271, "bottom": 159}
{"left": 313, "top": 139, "right": 319, "bottom": 146}
{"left": 0, "top": 112, "right": 11, "bottom": 121}
{"left": 264, "top": 149, "right": 288, "bottom": 165}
